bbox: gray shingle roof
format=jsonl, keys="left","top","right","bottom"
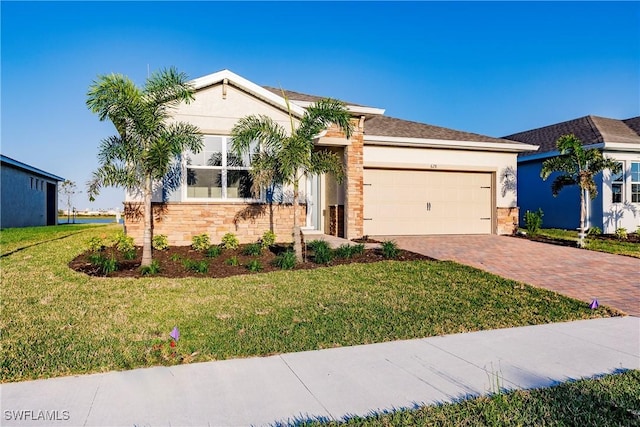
{"left": 262, "top": 86, "right": 366, "bottom": 107}
{"left": 365, "top": 115, "right": 520, "bottom": 144}
{"left": 505, "top": 115, "right": 640, "bottom": 156}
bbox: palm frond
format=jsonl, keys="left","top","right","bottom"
{"left": 231, "top": 115, "right": 287, "bottom": 155}
{"left": 310, "top": 150, "right": 345, "bottom": 183}
{"left": 297, "top": 98, "right": 353, "bottom": 141}
{"left": 550, "top": 175, "right": 577, "bottom": 196}
{"left": 145, "top": 67, "right": 195, "bottom": 108}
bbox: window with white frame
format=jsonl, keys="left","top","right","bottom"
{"left": 631, "top": 162, "right": 640, "bottom": 203}
{"left": 611, "top": 162, "right": 624, "bottom": 203}
{"left": 184, "top": 135, "right": 256, "bottom": 200}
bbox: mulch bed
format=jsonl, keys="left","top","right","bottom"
{"left": 69, "top": 244, "right": 432, "bottom": 279}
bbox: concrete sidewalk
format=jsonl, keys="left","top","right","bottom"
{"left": 1, "top": 317, "right": 638, "bottom": 427}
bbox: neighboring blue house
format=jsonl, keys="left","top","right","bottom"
{"left": 1, "top": 154, "right": 65, "bottom": 228}
{"left": 505, "top": 115, "right": 640, "bottom": 234}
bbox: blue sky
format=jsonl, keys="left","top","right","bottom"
{"left": 2, "top": 1, "right": 639, "bottom": 210}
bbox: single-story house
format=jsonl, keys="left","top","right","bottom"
{"left": 124, "top": 70, "right": 538, "bottom": 245}
{"left": 1, "top": 154, "right": 64, "bottom": 228}
{"left": 505, "top": 115, "right": 640, "bottom": 234}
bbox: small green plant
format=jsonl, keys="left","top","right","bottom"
{"left": 615, "top": 227, "right": 628, "bottom": 240}
{"left": 206, "top": 245, "right": 223, "bottom": 258}
{"left": 587, "top": 226, "right": 602, "bottom": 236}
{"left": 170, "top": 253, "right": 182, "bottom": 262}
{"left": 334, "top": 244, "right": 356, "bottom": 259}
{"left": 225, "top": 256, "right": 239, "bottom": 266}
{"left": 113, "top": 231, "right": 137, "bottom": 260}
{"left": 524, "top": 208, "right": 544, "bottom": 236}
{"left": 381, "top": 240, "right": 399, "bottom": 259}
{"left": 260, "top": 230, "right": 277, "bottom": 249}
{"left": 87, "top": 236, "right": 105, "bottom": 252}
{"left": 243, "top": 243, "right": 262, "bottom": 256}
{"left": 272, "top": 250, "right": 296, "bottom": 270}
{"left": 351, "top": 243, "right": 365, "bottom": 255}
{"left": 221, "top": 232, "right": 239, "bottom": 250}
{"left": 308, "top": 240, "right": 333, "bottom": 264}
{"left": 246, "top": 259, "right": 263, "bottom": 272}
{"left": 152, "top": 234, "right": 169, "bottom": 251}
{"left": 191, "top": 234, "right": 211, "bottom": 252}
{"left": 140, "top": 259, "right": 161, "bottom": 276}
{"left": 88, "top": 253, "right": 118, "bottom": 275}
{"left": 182, "top": 259, "right": 209, "bottom": 273}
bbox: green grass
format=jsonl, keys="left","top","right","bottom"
{"left": 304, "top": 370, "right": 640, "bottom": 426}
{"left": 535, "top": 228, "right": 640, "bottom": 258}
{"left": 0, "top": 224, "right": 109, "bottom": 256}
{"left": 0, "top": 225, "right": 618, "bottom": 383}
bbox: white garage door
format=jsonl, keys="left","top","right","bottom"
{"left": 363, "top": 169, "right": 493, "bottom": 235}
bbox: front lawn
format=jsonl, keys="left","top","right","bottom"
{"left": 306, "top": 370, "right": 640, "bottom": 427}
{"left": 0, "top": 225, "right": 619, "bottom": 383}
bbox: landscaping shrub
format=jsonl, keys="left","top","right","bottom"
{"left": 170, "top": 253, "right": 182, "bottom": 262}
{"left": 206, "top": 245, "right": 223, "bottom": 258}
{"left": 308, "top": 240, "right": 333, "bottom": 264}
{"left": 88, "top": 253, "right": 118, "bottom": 275}
{"left": 152, "top": 234, "right": 169, "bottom": 251}
{"left": 182, "top": 259, "right": 209, "bottom": 273}
{"left": 87, "top": 236, "right": 105, "bottom": 252}
{"left": 260, "top": 230, "right": 276, "bottom": 249}
{"left": 191, "top": 234, "right": 210, "bottom": 252}
{"left": 334, "top": 244, "right": 358, "bottom": 259}
{"left": 225, "top": 256, "right": 239, "bottom": 266}
{"left": 246, "top": 259, "right": 263, "bottom": 272}
{"left": 243, "top": 243, "right": 262, "bottom": 256}
{"left": 615, "top": 227, "right": 628, "bottom": 240}
{"left": 140, "top": 260, "right": 161, "bottom": 276}
{"left": 381, "top": 240, "right": 399, "bottom": 259}
{"left": 587, "top": 226, "right": 602, "bottom": 236}
{"left": 351, "top": 243, "right": 365, "bottom": 256}
{"left": 221, "top": 232, "right": 239, "bottom": 250}
{"left": 272, "top": 250, "right": 296, "bottom": 270}
{"left": 524, "top": 209, "right": 544, "bottom": 235}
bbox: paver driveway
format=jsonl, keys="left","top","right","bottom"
{"left": 381, "top": 235, "right": 640, "bottom": 317}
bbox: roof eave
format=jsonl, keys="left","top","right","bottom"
{"left": 0, "top": 155, "right": 65, "bottom": 181}
{"left": 364, "top": 135, "right": 538, "bottom": 153}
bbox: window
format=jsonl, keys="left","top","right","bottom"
{"left": 185, "top": 136, "right": 256, "bottom": 199}
{"left": 632, "top": 162, "right": 640, "bottom": 203}
{"left": 611, "top": 163, "right": 624, "bottom": 203}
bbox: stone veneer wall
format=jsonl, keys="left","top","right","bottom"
{"left": 496, "top": 207, "right": 519, "bottom": 235}
{"left": 124, "top": 202, "right": 306, "bottom": 246}
{"left": 324, "top": 118, "right": 365, "bottom": 240}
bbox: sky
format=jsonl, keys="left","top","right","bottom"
{"left": 2, "top": 1, "right": 639, "bottom": 211}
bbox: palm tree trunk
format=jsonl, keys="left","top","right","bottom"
{"left": 292, "top": 180, "right": 303, "bottom": 263}
{"left": 578, "top": 187, "right": 586, "bottom": 248}
{"left": 141, "top": 175, "right": 153, "bottom": 266}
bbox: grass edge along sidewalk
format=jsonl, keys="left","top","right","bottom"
{"left": 1, "top": 224, "right": 621, "bottom": 383}
{"left": 301, "top": 369, "right": 640, "bottom": 427}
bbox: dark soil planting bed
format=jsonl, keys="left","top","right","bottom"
{"left": 70, "top": 244, "right": 432, "bottom": 279}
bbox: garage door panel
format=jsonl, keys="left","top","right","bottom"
{"left": 363, "top": 169, "right": 493, "bottom": 235}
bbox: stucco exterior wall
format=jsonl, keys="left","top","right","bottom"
{"left": 601, "top": 151, "right": 640, "bottom": 233}
{"left": 1, "top": 164, "right": 56, "bottom": 228}
{"left": 517, "top": 159, "right": 587, "bottom": 231}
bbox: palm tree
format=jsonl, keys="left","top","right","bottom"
{"left": 86, "top": 67, "right": 203, "bottom": 266}
{"left": 231, "top": 95, "right": 353, "bottom": 261}
{"left": 540, "top": 134, "right": 621, "bottom": 248}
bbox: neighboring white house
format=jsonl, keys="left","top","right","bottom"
{"left": 1, "top": 154, "right": 64, "bottom": 228}
{"left": 506, "top": 115, "right": 640, "bottom": 234}
{"left": 124, "top": 69, "right": 538, "bottom": 245}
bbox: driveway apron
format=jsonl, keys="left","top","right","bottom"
{"left": 384, "top": 235, "right": 640, "bottom": 316}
